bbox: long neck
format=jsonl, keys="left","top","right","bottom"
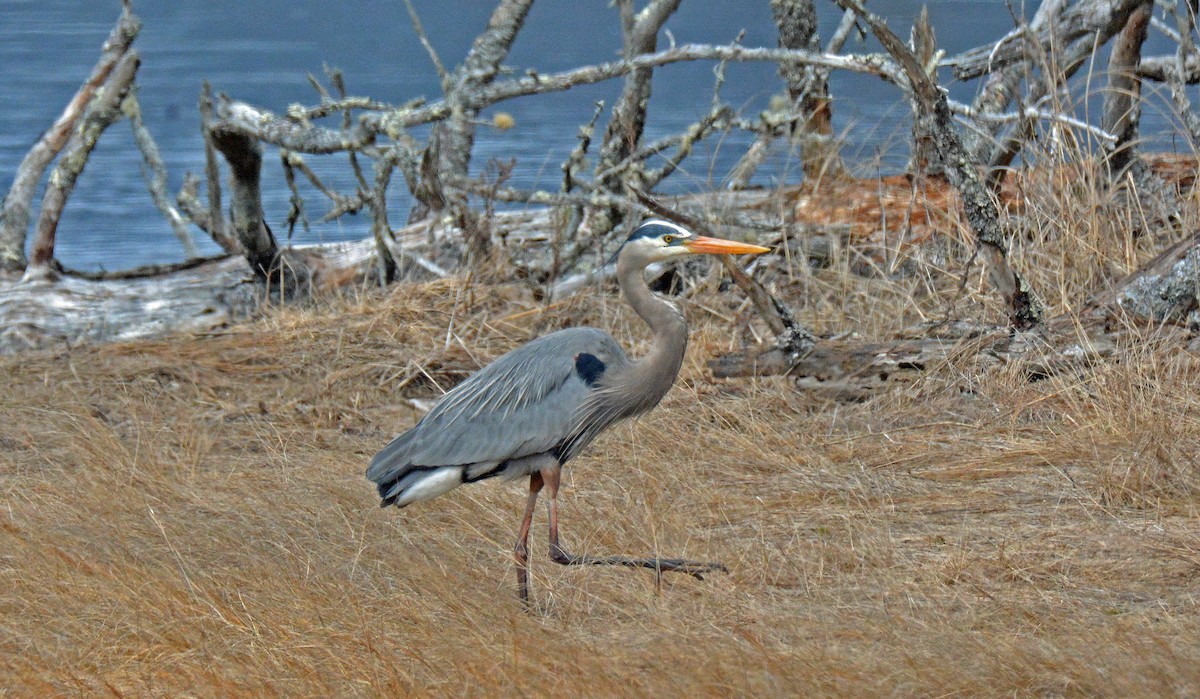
{"left": 615, "top": 253, "right": 688, "bottom": 406}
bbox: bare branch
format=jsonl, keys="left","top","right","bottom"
{"left": 1166, "top": 0, "right": 1200, "bottom": 143}
{"left": 205, "top": 111, "right": 278, "bottom": 279}
{"left": 836, "top": 0, "right": 1043, "bottom": 329}
{"left": 403, "top": 0, "right": 449, "bottom": 87}
{"left": 27, "top": 52, "right": 141, "bottom": 277}
{"left": 1102, "top": 0, "right": 1154, "bottom": 177}
{"left": 771, "top": 0, "right": 847, "bottom": 181}
{"left": 562, "top": 101, "right": 605, "bottom": 195}
{"left": 199, "top": 82, "right": 234, "bottom": 252}
{"left": 961, "top": 0, "right": 1068, "bottom": 162}
{"left": 369, "top": 147, "right": 401, "bottom": 283}
{"left": 0, "top": 2, "right": 140, "bottom": 273}
{"left": 217, "top": 98, "right": 377, "bottom": 153}
{"left": 422, "top": 0, "right": 534, "bottom": 241}
{"left": 125, "top": 92, "right": 199, "bottom": 258}
{"left": 595, "top": 0, "right": 684, "bottom": 192}
{"left": 944, "top": 0, "right": 1151, "bottom": 79}
{"left": 210, "top": 44, "right": 895, "bottom": 158}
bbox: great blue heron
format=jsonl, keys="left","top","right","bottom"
{"left": 367, "top": 220, "right": 769, "bottom": 602}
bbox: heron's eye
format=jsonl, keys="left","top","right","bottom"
{"left": 662, "top": 235, "right": 675, "bottom": 244}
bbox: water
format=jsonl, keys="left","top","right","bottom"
{"left": 0, "top": 1, "right": 1176, "bottom": 271}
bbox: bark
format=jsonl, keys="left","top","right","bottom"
{"left": 370, "top": 147, "right": 401, "bottom": 283}
{"left": 978, "top": 1, "right": 1149, "bottom": 184}
{"left": 420, "top": 0, "right": 534, "bottom": 263}
{"left": 1082, "top": 230, "right": 1200, "bottom": 323}
{"left": 709, "top": 336, "right": 971, "bottom": 401}
{"left": 210, "top": 43, "right": 896, "bottom": 160}
{"left": 1101, "top": 0, "right": 1153, "bottom": 178}
{"left": 1138, "top": 55, "right": 1200, "bottom": 83}
{"left": 962, "top": 0, "right": 1068, "bottom": 163}
{"left": 945, "top": 0, "right": 1150, "bottom": 80}
{"left": 836, "top": 0, "right": 1043, "bottom": 330}
{"left": 771, "top": 0, "right": 847, "bottom": 182}
{"left": 199, "top": 83, "right": 238, "bottom": 254}
{"left": 907, "top": 7, "right": 943, "bottom": 177}
{"left": 206, "top": 115, "right": 279, "bottom": 283}
{"left": 595, "top": 0, "right": 683, "bottom": 192}
{"left": 1164, "top": 0, "right": 1200, "bottom": 145}
{"left": 125, "top": 92, "right": 199, "bottom": 258}
{"left": 0, "top": 1, "right": 140, "bottom": 273}
{"left": 25, "top": 52, "right": 141, "bottom": 279}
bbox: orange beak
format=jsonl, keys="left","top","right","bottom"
{"left": 683, "top": 235, "right": 771, "bottom": 255}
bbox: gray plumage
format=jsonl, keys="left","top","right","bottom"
{"left": 366, "top": 220, "right": 767, "bottom": 603}
{"left": 367, "top": 225, "right": 689, "bottom": 508}
{"left": 368, "top": 327, "right": 636, "bottom": 503}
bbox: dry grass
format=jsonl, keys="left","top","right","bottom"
{"left": 6, "top": 130, "right": 1200, "bottom": 694}
{"left": 3, "top": 262, "right": 1200, "bottom": 697}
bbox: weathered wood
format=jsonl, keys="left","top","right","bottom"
{"left": 199, "top": 83, "right": 237, "bottom": 254}
{"left": 25, "top": 52, "right": 141, "bottom": 279}
{"left": 595, "top": 0, "right": 682, "bottom": 192}
{"left": 771, "top": 0, "right": 847, "bottom": 182}
{"left": 125, "top": 92, "right": 199, "bottom": 258}
{"left": 0, "top": 1, "right": 140, "bottom": 274}
{"left": 1164, "top": 0, "right": 1200, "bottom": 144}
{"left": 962, "top": 0, "right": 1068, "bottom": 163}
{"left": 0, "top": 256, "right": 262, "bottom": 354}
{"left": 204, "top": 111, "right": 315, "bottom": 300}
{"left": 1083, "top": 229, "right": 1200, "bottom": 323}
{"left": 907, "top": 7, "right": 943, "bottom": 177}
{"left": 710, "top": 336, "right": 972, "bottom": 402}
{"left": 837, "top": 0, "right": 1043, "bottom": 330}
{"left": 1101, "top": 0, "right": 1153, "bottom": 178}
{"left": 422, "top": 0, "right": 534, "bottom": 264}
{"left": 944, "top": 0, "right": 1149, "bottom": 80}
{"left": 203, "top": 44, "right": 896, "bottom": 163}
{"left": 1138, "top": 54, "right": 1200, "bottom": 83}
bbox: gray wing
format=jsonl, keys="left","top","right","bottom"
{"left": 367, "top": 327, "right": 627, "bottom": 483}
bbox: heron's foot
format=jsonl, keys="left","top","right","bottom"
{"left": 550, "top": 544, "right": 727, "bottom": 580}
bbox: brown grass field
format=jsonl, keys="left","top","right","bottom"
{"left": 4, "top": 172, "right": 1200, "bottom": 695}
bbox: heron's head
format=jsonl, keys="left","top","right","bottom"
{"left": 619, "top": 220, "right": 770, "bottom": 265}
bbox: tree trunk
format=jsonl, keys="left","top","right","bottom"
{"left": 770, "top": 0, "right": 847, "bottom": 182}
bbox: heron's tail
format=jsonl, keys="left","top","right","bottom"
{"left": 371, "top": 464, "right": 465, "bottom": 508}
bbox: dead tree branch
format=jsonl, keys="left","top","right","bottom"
{"left": 944, "top": 0, "right": 1150, "bottom": 80}
{"left": 1102, "top": 0, "right": 1154, "bottom": 178}
{"left": 26, "top": 52, "right": 141, "bottom": 279}
{"left": 0, "top": 1, "right": 140, "bottom": 273}
{"left": 205, "top": 103, "right": 294, "bottom": 289}
{"left": 962, "top": 0, "right": 1068, "bottom": 163}
{"left": 421, "top": 0, "right": 534, "bottom": 264}
{"left": 208, "top": 44, "right": 897, "bottom": 160}
{"left": 595, "top": 0, "right": 683, "bottom": 194}
{"left": 771, "top": 0, "right": 848, "bottom": 182}
{"left": 125, "top": 92, "right": 199, "bottom": 258}
{"left": 1165, "top": 0, "right": 1200, "bottom": 143}
{"left": 837, "top": 0, "right": 1043, "bottom": 330}
{"left": 1083, "top": 228, "right": 1200, "bottom": 323}
{"left": 199, "top": 83, "right": 237, "bottom": 254}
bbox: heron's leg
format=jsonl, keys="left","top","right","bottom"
{"left": 540, "top": 465, "right": 727, "bottom": 580}
{"left": 514, "top": 472, "right": 544, "bottom": 605}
